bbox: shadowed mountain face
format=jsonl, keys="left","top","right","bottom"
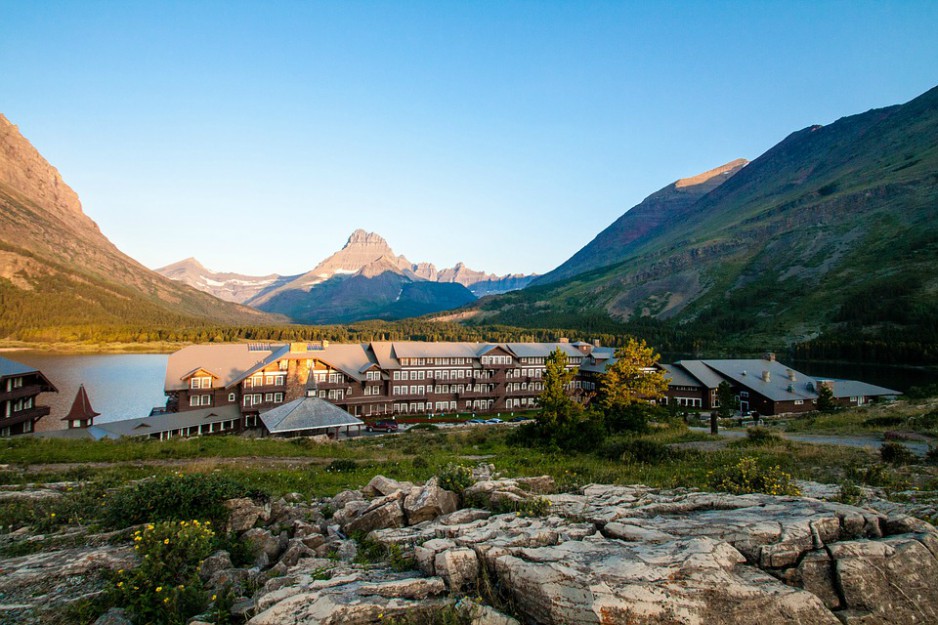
{"left": 157, "top": 229, "right": 534, "bottom": 323}
{"left": 464, "top": 85, "right": 938, "bottom": 350}
{"left": 0, "top": 114, "right": 276, "bottom": 335}
{"left": 534, "top": 159, "right": 748, "bottom": 285}
{"left": 256, "top": 271, "right": 477, "bottom": 325}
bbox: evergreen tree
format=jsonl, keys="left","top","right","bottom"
{"left": 816, "top": 383, "right": 837, "bottom": 412}
{"left": 536, "top": 347, "right": 578, "bottom": 428}
{"left": 716, "top": 381, "right": 739, "bottom": 419}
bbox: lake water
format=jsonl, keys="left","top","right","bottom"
{"left": 4, "top": 350, "right": 936, "bottom": 434}
{"left": 5, "top": 351, "right": 169, "bottom": 432}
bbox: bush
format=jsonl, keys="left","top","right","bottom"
{"left": 743, "top": 427, "right": 782, "bottom": 445}
{"left": 862, "top": 416, "right": 904, "bottom": 428}
{"left": 407, "top": 423, "right": 440, "bottom": 432}
{"left": 111, "top": 520, "right": 215, "bottom": 625}
{"left": 325, "top": 459, "right": 358, "bottom": 473}
{"left": 880, "top": 441, "right": 918, "bottom": 466}
{"left": 436, "top": 464, "right": 473, "bottom": 494}
{"left": 927, "top": 447, "right": 938, "bottom": 466}
{"left": 604, "top": 403, "right": 667, "bottom": 434}
{"left": 906, "top": 384, "right": 938, "bottom": 400}
{"left": 835, "top": 480, "right": 864, "bottom": 506}
{"left": 103, "top": 473, "right": 259, "bottom": 529}
{"left": 708, "top": 457, "right": 801, "bottom": 496}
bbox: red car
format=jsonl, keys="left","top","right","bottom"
{"left": 366, "top": 420, "right": 399, "bottom": 433}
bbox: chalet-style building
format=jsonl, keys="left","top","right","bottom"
{"left": 161, "top": 340, "right": 612, "bottom": 432}
{"left": 0, "top": 356, "right": 57, "bottom": 436}
{"left": 659, "top": 354, "right": 899, "bottom": 415}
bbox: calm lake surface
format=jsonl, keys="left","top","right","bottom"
{"left": 5, "top": 350, "right": 937, "bottom": 434}
{"left": 7, "top": 351, "right": 169, "bottom": 432}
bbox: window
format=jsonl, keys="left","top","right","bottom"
{"left": 274, "top": 393, "right": 283, "bottom": 403}
{"left": 279, "top": 360, "right": 289, "bottom": 371}
{"left": 190, "top": 396, "right": 200, "bottom": 407}
{"left": 200, "top": 395, "right": 211, "bottom": 406}
{"left": 13, "top": 377, "right": 23, "bottom": 388}
{"left": 794, "top": 400, "right": 804, "bottom": 405}
{"left": 228, "top": 392, "right": 236, "bottom": 402}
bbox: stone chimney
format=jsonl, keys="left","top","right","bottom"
{"left": 593, "top": 339, "right": 601, "bottom": 347}
{"left": 787, "top": 369, "right": 796, "bottom": 381}
{"left": 762, "top": 370, "right": 771, "bottom": 383}
{"left": 558, "top": 338, "right": 569, "bottom": 343}
{"left": 763, "top": 352, "right": 776, "bottom": 362}
{"left": 322, "top": 340, "right": 330, "bottom": 348}
{"left": 290, "top": 342, "right": 306, "bottom": 353}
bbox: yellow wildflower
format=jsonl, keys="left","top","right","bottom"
{"left": 164, "top": 538, "right": 170, "bottom": 544}
{"left": 156, "top": 586, "right": 162, "bottom": 593}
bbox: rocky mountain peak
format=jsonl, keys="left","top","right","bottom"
{"left": 0, "top": 113, "right": 84, "bottom": 219}
{"left": 344, "top": 229, "right": 392, "bottom": 251}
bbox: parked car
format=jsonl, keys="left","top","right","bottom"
{"left": 466, "top": 419, "right": 486, "bottom": 424}
{"left": 509, "top": 416, "right": 531, "bottom": 423}
{"left": 366, "top": 420, "right": 399, "bottom": 433}
{"left": 484, "top": 418, "right": 503, "bottom": 424}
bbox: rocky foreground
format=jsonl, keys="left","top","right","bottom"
{"left": 2, "top": 470, "right": 938, "bottom": 625}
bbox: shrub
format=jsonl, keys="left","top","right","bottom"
{"left": 862, "top": 416, "right": 904, "bottom": 428}
{"left": 325, "top": 459, "right": 358, "bottom": 473}
{"left": 436, "top": 464, "right": 473, "bottom": 494}
{"left": 708, "top": 457, "right": 801, "bottom": 496}
{"left": 111, "top": 520, "right": 215, "bottom": 625}
{"left": 103, "top": 473, "right": 258, "bottom": 529}
{"left": 411, "top": 456, "right": 430, "bottom": 470}
{"left": 906, "top": 384, "right": 938, "bottom": 400}
{"left": 835, "top": 480, "right": 864, "bottom": 506}
{"left": 880, "top": 441, "right": 918, "bottom": 466}
{"left": 927, "top": 447, "right": 938, "bottom": 466}
{"left": 744, "top": 427, "right": 782, "bottom": 445}
{"left": 407, "top": 423, "right": 439, "bottom": 432}
{"left": 605, "top": 403, "right": 667, "bottom": 434}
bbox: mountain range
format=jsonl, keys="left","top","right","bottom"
{"left": 0, "top": 114, "right": 275, "bottom": 339}
{"left": 459, "top": 85, "right": 938, "bottom": 356}
{"left": 156, "top": 230, "right": 535, "bottom": 324}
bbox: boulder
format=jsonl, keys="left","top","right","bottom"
{"left": 243, "top": 528, "right": 284, "bottom": 565}
{"left": 92, "top": 608, "right": 132, "bottom": 625}
{"left": 225, "top": 498, "right": 269, "bottom": 533}
{"left": 344, "top": 495, "right": 406, "bottom": 535}
{"left": 403, "top": 477, "right": 459, "bottom": 525}
{"left": 434, "top": 547, "right": 479, "bottom": 590}
{"left": 362, "top": 475, "right": 412, "bottom": 497}
{"left": 199, "top": 550, "right": 234, "bottom": 581}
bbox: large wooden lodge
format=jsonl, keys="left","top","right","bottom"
{"left": 164, "top": 340, "right": 610, "bottom": 426}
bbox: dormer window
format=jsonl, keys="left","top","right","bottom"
{"left": 190, "top": 376, "right": 212, "bottom": 389}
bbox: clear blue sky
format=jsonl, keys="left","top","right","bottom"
{"left": 2, "top": 1, "right": 937, "bottom": 276}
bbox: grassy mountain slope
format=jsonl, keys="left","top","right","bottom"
{"left": 0, "top": 115, "right": 278, "bottom": 339}
{"left": 464, "top": 86, "right": 938, "bottom": 359}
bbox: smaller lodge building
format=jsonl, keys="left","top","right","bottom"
{"left": 0, "top": 356, "right": 57, "bottom": 436}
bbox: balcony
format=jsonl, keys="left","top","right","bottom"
{"left": 0, "top": 405, "right": 51, "bottom": 427}
{"left": 0, "top": 384, "right": 44, "bottom": 402}
{"left": 242, "top": 383, "right": 287, "bottom": 394}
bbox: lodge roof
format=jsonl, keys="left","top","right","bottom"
{"left": 259, "top": 396, "right": 363, "bottom": 434}
{"left": 659, "top": 363, "right": 703, "bottom": 388}
{"left": 165, "top": 344, "right": 277, "bottom": 391}
{"left": 0, "top": 356, "right": 58, "bottom": 392}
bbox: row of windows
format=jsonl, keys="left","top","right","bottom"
{"left": 481, "top": 355, "right": 513, "bottom": 365}
{"left": 4, "top": 377, "right": 25, "bottom": 392}
{"left": 190, "top": 376, "right": 213, "bottom": 389}
{"left": 243, "top": 392, "right": 284, "bottom": 406}
{"left": 245, "top": 374, "right": 286, "bottom": 388}
{"left": 398, "top": 357, "right": 470, "bottom": 366}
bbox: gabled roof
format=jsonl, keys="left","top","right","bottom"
{"left": 165, "top": 344, "right": 279, "bottom": 391}
{"left": 0, "top": 356, "right": 58, "bottom": 392}
{"left": 88, "top": 404, "right": 243, "bottom": 438}
{"left": 659, "top": 364, "right": 703, "bottom": 388}
{"left": 259, "top": 397, "right": 363, "bottom": 434}
{"left": 391, "top": 341, "right": 487, "bottom": 360}
{"left": 818, "top": 378, "right": 900, "bottom": 399}
{"left": 675, "top": 360, "right": 727, "bottom": 389}
{"left": 697, "top": 359, "right": 816, "bottom": 402}
{"left": 311, "top": 343, "right": 377, "bottom": 382}
{"left": 0, "top": 356, "right": 38, "bottom": 378}
{"left": 505, "top": 343, "right": 585, "bottom": 359}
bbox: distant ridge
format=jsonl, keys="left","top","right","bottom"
{"left": 157, "top": 229, "right": 537, "bottom": 323}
